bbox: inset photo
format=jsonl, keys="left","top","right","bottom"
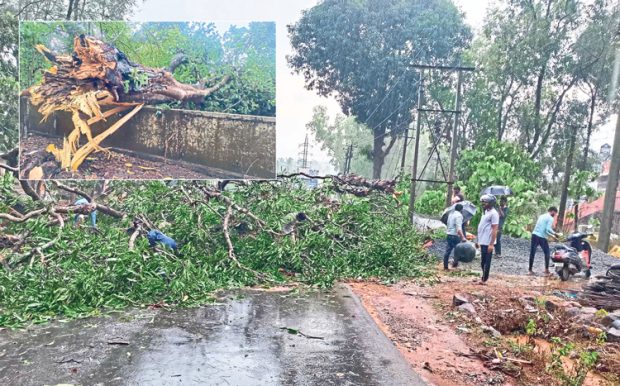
{"left": 19, "top": 21, "right": 275, "bottom": 180}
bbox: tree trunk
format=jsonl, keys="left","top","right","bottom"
{"left": 573, "top": 203, "right": 579, "bottom": 232}
{"left": 497, "top": 100, "right": 503, "bottom": 141}
{"left": 66, "top": 0, "right": 74, "bottom": 20}
{"left": 529, "top": 67, "right": 546, "bottom": 153}
{"left": 80, "top": 0, "right": 87, "bottom": 19}
{"left": 372, "top": 130, "right": 386, "bottom": 179}
{"left": 73, "top": 0, "right": 80, "bottom": 21}
{"left": 557, "top": 126, "right": 577, "bottom": 230}
{"left": 599, "top": 111, "right": 620, "bottom": 252}
{"left": 583, "top": 89, "right": 597, "bottom": 169}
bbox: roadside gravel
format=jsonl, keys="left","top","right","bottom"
{"left": 427, "top": 235, "right": 619, "bottom": 277}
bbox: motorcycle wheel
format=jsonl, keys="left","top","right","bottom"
{"left": 560, "top": 265, "right": 570, "bottom": 281}
{"left": 607, "top": 265, "right": 620, "bottom": 280}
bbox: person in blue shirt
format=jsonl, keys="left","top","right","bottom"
{"left": 147, "top": 230, "right": 179, "bottom": 252}
{"left": 73, "top": 198, "right": 97, "bottom": 228}
{"left": 529, "top": 206, "right": 559, "bottom": 275}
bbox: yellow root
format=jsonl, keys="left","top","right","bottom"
{"left": 46, "top": 103, "right": 137, "bottom": 171}
{"left": 70, "top": 103, "right": 144, "bottom": 171}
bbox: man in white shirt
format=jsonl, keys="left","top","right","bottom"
{"left": 443, "top": 203, "right": 467, "bottom": 270}
{"left": 477, "top": 194, "right": 499, "bottom": 284}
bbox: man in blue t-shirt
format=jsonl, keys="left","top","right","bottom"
{"left": 529, "top": 207, "right": 559, "bottom": 275}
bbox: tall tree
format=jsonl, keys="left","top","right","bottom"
{"left": 463, "top": 0, "right": 616, "bottom": 159}
{"left": 572, "top": 1, "right": 618, "bottom": 168}
{"left": 288, "top": 0, "right": 471, "bottom": 178}
{"left": 0, "top": 2, "right": 18, "bottom": 153}
{"left": 17, "top": 0, "right": 140, "bottom": 21}
{"left": 556, "top": 101, "right": 586, "bottom": 229}
{"left": 307, "top": 106, "right": 374, "bottom": 177}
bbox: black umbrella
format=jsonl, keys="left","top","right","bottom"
{"left": 441, "top": 200, "right": 477, "bottom": 224}
{"left": 481, "top": 185, "right": 513, "bottom": 196}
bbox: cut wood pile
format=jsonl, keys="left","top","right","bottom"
{"left": 579, "top": 265, "right": 620, "bottom": 311}
{"left": 21, "top": 35, "right": 230, "bottom": 174}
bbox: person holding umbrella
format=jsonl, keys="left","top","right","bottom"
{"left": 477, "top": 194, "right": 500, "bottom": 284}
{"left": 450, "top": 186, "right": 466, "bottom": 235}
{"left": 451, "top": 186, "right": 465, "bottom": 204}
{"left": 443, "top": 203, "right": 467, "bottom": 270}
{"left": 480, "top": 186, "right": 512, "bottom": 259}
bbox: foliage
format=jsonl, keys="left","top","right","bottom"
{"left": 414, "top": 188, "right": 446, "bottom": 216}
{"left": 306, "top": 106, "right": 373, "bottom": 176}
{"left": 0, "top": 177, "right": 433, "bottom": 328}
{"left": 456, "top": 139, "right": 549, "bottom": 237}
{"left": 19, "top": 21, "right": 276, "bottom": 116}
{"left": 17, "top": 0, "right": 140, "bottom": 21}
{"left": 547, "top": 337, "right": 600, "bottom": 386}
{"left": 462, "top": 0, "right": 617, "bottom": 187}
{"left": 525, "top": 318, "right": 538, "bottom": 336}
{"left": 0, "top": 7, "right": 18, "bottom": 153}
{"left": 288, "top": 0, "right": 471, "bottom": 177}
{"left": 307, "top": 105, "right": 433, "bottom": 179}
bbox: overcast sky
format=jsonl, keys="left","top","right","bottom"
{"left": 133, "top": 0, "right": 615, "bottom": 166}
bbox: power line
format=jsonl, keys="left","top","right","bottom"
{"left": 361, "top": 49, "right": 425, "bottom": 126}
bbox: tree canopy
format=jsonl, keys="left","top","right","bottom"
{"left": 20, "top": 21, "right": 276, "bottom": 116}
{"left": 288, "top": 0, "right": 472, "bottom": 178}
{"left": 0, "top": 4, "right": 18, "bottom": 153}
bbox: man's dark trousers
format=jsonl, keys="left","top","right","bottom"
{"left": 480, "top": 245, "right": 492, "bottom": 282}
{"left": 443, "top": 235, "right": 460, "bottom": 269}
{"left": 529, "top": 233, "right": 550, "bottom": 271}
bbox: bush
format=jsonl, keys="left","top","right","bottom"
{"left": 414, "top": 188, "right": 447, "bottom": 216}
{"left": 456, "top": 139, "right": 549, "bottom": 237}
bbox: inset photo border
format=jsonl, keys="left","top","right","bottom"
{"left": 19, "top": 21, "right": 276, "bottom": 180}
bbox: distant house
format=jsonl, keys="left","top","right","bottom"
{"left": 562, "top": 191, "right": 620, "bottom": 234}
{"left": 298, "top": 167, "right": 319, "bottom": 188}
{"left": 563, "top": 149, "right": 619, "bottom": 233}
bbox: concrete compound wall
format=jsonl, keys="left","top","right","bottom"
{"left": 20, "top": 98, "right": 276, "bottom": 178}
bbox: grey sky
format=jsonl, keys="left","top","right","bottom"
{"left": 133, "top": 0, "right": 615, "bottom": 166}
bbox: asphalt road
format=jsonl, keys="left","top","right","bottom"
{"left": 0, "top": 285, "right": 426, "bottom": 386}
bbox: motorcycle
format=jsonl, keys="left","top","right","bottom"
{"left": 551, "top": 232, "right": 593, "bottom": 281}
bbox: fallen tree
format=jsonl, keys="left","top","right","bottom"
{"left": 22, "top": 35, "right": 231, "bottom": 173}
{"left": 0, "top": 175, "right": 432, "bottom": 327}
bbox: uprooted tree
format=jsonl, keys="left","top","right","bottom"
{"left": 0, "top": 171, "right": 430, "bottom": 327}
{"left": 22, "top": 35, "right": 232, "bottom": 172}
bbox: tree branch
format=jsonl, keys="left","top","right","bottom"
{"left": 52, "top": 181, "right": 93, "bottom": 202}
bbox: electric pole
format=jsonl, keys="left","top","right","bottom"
{"left": 400, "top": 126, "right": 409, "bottom": 174}
{"left": 298, "top": 134, "right": 309, "bottom": 170}
{"left": 408, "top": 72, "right": 424, "bottom": 222}
{"left": 445, "top": 71, "right": 463, "bottom": 208}
{"left": 343, "top": 144, "right": 353, "bottom": 174}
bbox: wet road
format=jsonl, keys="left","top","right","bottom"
{"left": 0, "top": 284, "right": 426, "bottom": 386}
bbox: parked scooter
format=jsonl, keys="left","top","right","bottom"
{"left": 551, "top": 232, "right": 593, "bottom": 281}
